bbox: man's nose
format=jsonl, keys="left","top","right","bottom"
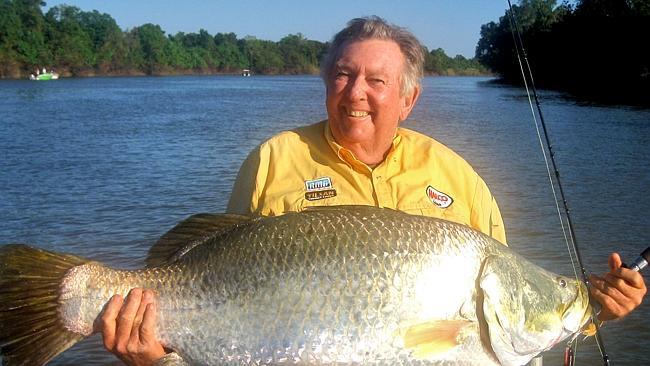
{"left": 346, "top": 76, "right": 367, "bottom": 101}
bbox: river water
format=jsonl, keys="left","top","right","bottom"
{"left": 1, "top": 75, "right": 648, "bottom": 365}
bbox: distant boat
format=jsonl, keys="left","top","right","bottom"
{"left": 30, "top": 70, "right": 59, "bottom": 81}
{"left": 242, "top": 69, "right": 251, "bottom": 77}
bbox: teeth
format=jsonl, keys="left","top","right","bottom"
{"left": 349, "top": 111, "right": 369, "bottom": 117}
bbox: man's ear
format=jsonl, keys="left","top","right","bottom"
{"left": 399, "top": 85, "right": 421, "bottom": 121}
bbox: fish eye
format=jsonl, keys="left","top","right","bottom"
{"left": 558, "top": 279, "right": 567, "bottom": 288}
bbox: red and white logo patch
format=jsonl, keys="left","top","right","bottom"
{"left": 426, "top": 186, "right": 453, "bottom": 208}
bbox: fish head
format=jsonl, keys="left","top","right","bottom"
{"left": 480, "top": 254, "right": 592, "bottom": 366}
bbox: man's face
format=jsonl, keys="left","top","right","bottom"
{"left": 325, "top": 39, "right": 419, "bottom": 165}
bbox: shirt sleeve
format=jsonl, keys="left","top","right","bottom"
{"left": 470, "top": 174, "right": 507, "bottom": 245}
{"left": 488, "top": 195, "right": 507, "bottom": 244}
{"left": 226, "top": 146, "right": 264, "bottom": 215}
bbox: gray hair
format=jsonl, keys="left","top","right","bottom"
{"left": 320, "top": 16, "right": 425, "bottom": 96}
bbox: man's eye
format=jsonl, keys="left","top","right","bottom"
{"left": 335, "top": 72, "right": 349, "bottom": 79}
{"left": 369, "top": 78, "right": 386, "bottom": 85}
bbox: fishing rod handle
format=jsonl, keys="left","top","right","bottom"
{"left": 622, "top": 246, "right": 650, "bottom": 272}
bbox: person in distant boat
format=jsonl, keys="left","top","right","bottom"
{"left": 97, "top": 16, "right": 647, "bottom": 365}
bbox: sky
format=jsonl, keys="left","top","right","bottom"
{"left": 43, "top": 0, "right": 511, "bottom": 58}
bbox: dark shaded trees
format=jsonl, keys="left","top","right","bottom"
{"left": 476, "top": 0, "right": 650, "bottom": 104}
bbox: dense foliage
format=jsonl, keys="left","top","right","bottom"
{"left": 0, "top": 1, "right": 487, "bottom": 78}
{"left": 477, "top": 0, "right": 650, "bottom": 103}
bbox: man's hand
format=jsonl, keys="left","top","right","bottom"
{"left": 589, "top": 253, "right": 647, "bottom": 321}
{"left": 95, "top": 288, "right": 167, "bottom": 366}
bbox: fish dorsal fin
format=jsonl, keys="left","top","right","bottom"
{"left": 146, "top": 213, "right": 251, "bottom": 267}
{"left": 302, "top": 205, "right": 401, "bottom": 214}
{"left": 400, "top": 320, "right": 473, "bottom": 359}
{"left": 303, "top": 204, "right": 386, "bottom": 211}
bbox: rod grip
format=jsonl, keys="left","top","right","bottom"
{"left": 622, "top": 246, "right": 650, "bottom": 272}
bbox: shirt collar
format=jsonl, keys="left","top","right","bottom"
{"left": 323, "top": 120, "right": 402, "bottom": 173}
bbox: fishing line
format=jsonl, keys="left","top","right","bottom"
{"left": 504, "top": 5, "right": 577, "bottom": 281}
{"left": 504, "top": 1, "right": 610, "bottom": 365}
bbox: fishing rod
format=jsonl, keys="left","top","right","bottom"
{"left": 503, "top": 1, "right": 615, "bottom": 365}
{"left": 623, "top": 247, "right": 650, "bottom": 272}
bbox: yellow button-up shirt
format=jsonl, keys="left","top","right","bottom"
{"left": 227, "top": 120, "right": 506, "bottom": 243}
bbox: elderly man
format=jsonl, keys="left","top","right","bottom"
{"left": 99, "top": 16, "right": 646, "bottom": 365}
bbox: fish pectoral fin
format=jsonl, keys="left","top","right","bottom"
{"left": 146, "top": 213, "right": 252, "bottom": 267}
{"left": 582, "top": 321, "right": 598, "bottom": 337}
{"left": 401, "top": 320, "right": 473, "bottom": 359}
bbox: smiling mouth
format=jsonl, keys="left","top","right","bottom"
{"left": 348, "top": 111, "right": 369, "bottom": 117}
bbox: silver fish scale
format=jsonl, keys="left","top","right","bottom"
{"left": 76, "top": 207, "right": 504, "bottom": 365}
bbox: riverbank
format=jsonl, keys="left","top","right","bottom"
{"left": 1, "top": 70, "right": 308, "bottom": 80}
{"left": 2, "top": 68, "right": 494, "bottom": 80}
{"left": 487, "top": 78, "right": 650, "bottom": 107}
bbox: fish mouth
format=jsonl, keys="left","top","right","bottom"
{"left": 562, "top": 281, "right": 593, "bottom": 335}
{"left": 570, "top": 283, "right": 603, "bottom": 337}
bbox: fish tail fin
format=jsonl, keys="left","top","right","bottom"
{"left": 0, "top": 244, "right": 90, "bottom": 366}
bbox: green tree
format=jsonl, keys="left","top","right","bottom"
{"left": 0, "top": 0, "right": 23, "bottom": 77}
{"left": 123, "top": 29, "right": 145, "bottom": 73}
{"left": 95, "top": 22, "right": 128, "bottom": 74}
{"left": 164, "top": 35, "right": 193, "bottom": 70}
{"left": 475, "top": 0, "right": 567, "bottom": 81}
{"left": 426, "top": 48, "right": 452, "bottom": 74}
{"left": 175, "top": 29, "right": 218, "bottom": 70}
{"left": 511, "top": 0, "right": 564, "bottom": 31}
{"left": 3, "top": 0, "right": 50, "bottom": 72}
{"left": 278, "top": 33, "right": 323, "bottom": 74}
{"left": 476, "top": 0, "right": 650, "bottom": 104}
{"left": 241, "top": 37, "right": 284, "bottom": 74}
{"left": 214, "top": 32, "right": 247, "bottom": 71}
{"left": 45, "top": 5, "right": 95, "bottom": 74}
{"left": 76, "top": 9, "right": 124, "bottom": 72}
{"left": 424, "top": 47, "right": 487, "bottom": 76}
{"left": 133, "top": 23, "right": 168, "bottom": 74}
{"left": 575, "top": 0, "right": 633, "bottom": 16}
{"left": 629, "top": 0, "right": 650, "bottom": 15}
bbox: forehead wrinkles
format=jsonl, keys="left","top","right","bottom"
{"left": 334, "top": 55, "right": 399, "bottom": 80}
{"left": 342, "top": 40, "right": 402, "bottom": 63}
{"left": 336, "top": 59, "right": 387, "bottom": 73}
{"left": 334, "top": 42, "right": 405, "bottom": 91}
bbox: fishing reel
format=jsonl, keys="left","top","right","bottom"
{"left": 564, "top": 247, "right": 650, "bottom": 366}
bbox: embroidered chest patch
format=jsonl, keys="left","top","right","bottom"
{"left": 305, "top": 177, "right": 337, "bottom": 201}
{"left": 426, "top": 185, "right": 453, "bottom": 208}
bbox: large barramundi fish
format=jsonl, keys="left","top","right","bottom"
{"left": 0, "top": 205, "right": 592, "bottom": 365}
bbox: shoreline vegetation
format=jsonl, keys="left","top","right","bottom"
{"left": 477, "top": 0, "right": 650, "bottom": 106}
{"left": 2, "top": 1, "right": 647, "bottom": 105}
{"left": 0, "top": 1, "right": 488, "bottom": 80}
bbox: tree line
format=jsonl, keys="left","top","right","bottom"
{"left": 0, "top": 1, "right": 487, "bottom": 79}
{"left": 476, "top": 0, "right": 650, "bottom": 104}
